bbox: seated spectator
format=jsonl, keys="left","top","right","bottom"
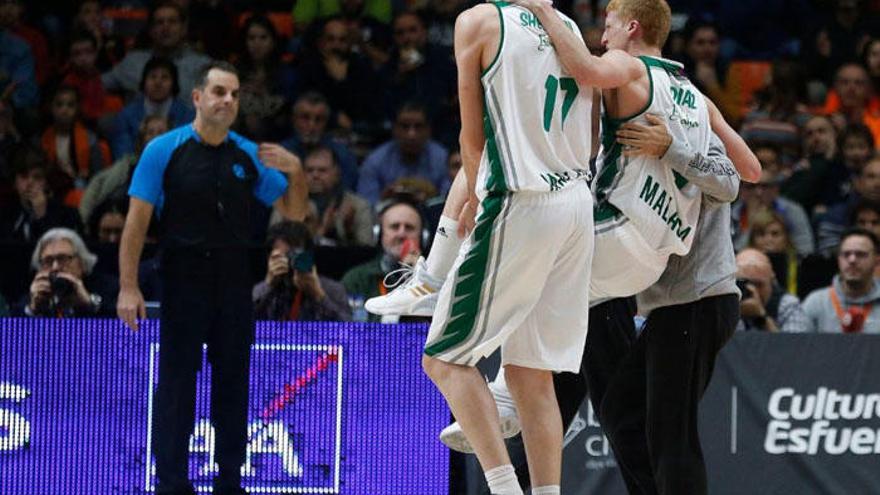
{"left": 80, "top": 115, "right": 169, "bottom": 223}
{"left": 780, "top": 115, "right": 843, "bottom": 214}
{"left": 341, "top": 196, "right": 427, "bottom": 322}
{"left": 72, "top": 0, "right": 125, "bottom": 71}
{"left": 234, "top": 15, "right": 296, "bottom": 141}
{"left": 736, "top": 248, "right": 809, "bottom": 332}
{"left": 101, "top": 2, "right": 211, "bottom": 101}
{"left": 825, "top": 63, "right": 880, "bottom": 145}
{"left": 815, "top": 157, "right": 880, "bottom": 255}
{"left": 748, "top": 210, "right": 800, "bottom": 295}
{"left": 110, "top": 56, "right": 193, "bottom": 159}
{"left": 863, "top": 38, "right": 880, "bottom": 101}
{"left": 849, "top": 199, "right": 880, "bottom": 277}
{"left": 0, "top": 0, "right": 50, "bottom": 85}
{"left": 802, "top": 228, "right": 880, "bottom": 333}
{"left": 281, "top": 92, "right": 359, "bottom": 190}
{"left": 0, "top": 146, "right": 82, "bottom": 243}
{"left": 681, "top": 19, "right": 740, "bottom": 125}
{"left": 358, "top": 102, "right": 449, "bottom": 204}
{"left": 296, "top": 16, "right": 382, "bottom": 136}
{"left": 0, "top": 21, "right": 39, "bottom": 111}
{"left": 381, "top": 11, "right": 457, "bottom": 143}
{"left": 60, "top": 31, "right": 108, "bottom": 125}
{"left": 338, "top": 0, "right": 393, "bottom": 71}
{"left": 253, "top": 221, "right": 351, "bottom": 321}
{"left": 300, "top": 146, "right": 373, "bottom": 246}
{"left": 87, "top": 197, "right": 127, "bottom": 244}
{"left": 820, "top": 123, "right": 877, "bottom": 205}
{"left": 733, "top": 147, "right": 815, "bottom": 256}
{"left": 19, "top": 227, "right": 116, "bottom": 317}
{"left": 39, "top": 85, "right": 111, "bottom": 206}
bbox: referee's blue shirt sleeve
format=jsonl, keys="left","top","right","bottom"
{"left": 238, "top": 138, "right": 289, "bottom": 206}
{"left": 128, "top": 132, "right": 176, "bottom": 211}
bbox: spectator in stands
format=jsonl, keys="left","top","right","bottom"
{"left": 816, "top": 157, "right": 880, "bottom": 255}
{"left": 850, "top": 199, "right": 880, "bottom": 277}
{"left": 803, "top": 228, "right": 880, "bottom": 333}
{"left": 0, "top": 0, "right": 50, "bottom": 85}
{"left": 0, "top": 19, "right": 39, "bottom": 111}
{"left": 72, "top": 0, "right": 124, "bottom": 71}
{"left": 0, "top": 146, "right": 82, "bottom": 243}
{"left": 253, "top": 220, "right": 351, "bottom": 321}
{"left": 803, "top": 0, "right": 877, "bottom": 85}
{"left": 110, "top": 56, "right": 193, "bottom": 159}
{"left": 740, "top": 59, "right": 812, "bottom": 160}
{"left": 382, "top": 11, "right": 456, "bottom": 143}
{"left": 342, "top": 196, "right": 425, "bottom": 321}
{"left": 338, "top": 0, "right": 393, "bottom": 71}
{"left": 781, "top": 115, "right": 843, "bottom": 214}
{"left": 736, "top": 248, "right": 809, "bottom": 332}
{"left": 733, "top": 145, "right": 815, "bottom": 255}
{"left": 358, "top": 102, "right": 449, "bottom": 204}
{"left": 681, "top": 18, "right": 739, "bottom": 124}
{"left": 827, "top": 63, "right": 880, "bottom": 145}
{"left": 186, "top": 0, "right": 236, "bottom": 60}
{"left": 101, "top": 2, "right": 211, "bottom": 101}
{"left": 293, "top": 0, "right": 392, "bottom": 35}
{"left": 863, "top": 38, "right": 880, "bottom": 99}
{"left": 234, "top": 15, "right": 296, "bottom": 142}
{"left": 423, "top": 0, "right": 468, "bottom": 52}
{"left": 296, "top": 16, "right": 382, "bottom": 136}
{"left": 40, "top": 86, "right": 111, "bottom": 206}
{"left": 20, "top": 227, "right": 116, "bottom": 317}
{"left": 60, "top": 31, "right": 110, "bottom": 125}
{"left": 80, "top": 115, "right": 168, "bottom": 223}
{"left": 748, "top": 210, "right": 801, "bottom": 295}
{"left": 281, "top": 92, "right": 359, "bottom": 190}
{"left": 300, "top": 146, "right": 373, "bottom": 246}
{"left": 87, "top": 197, "right": 127, "bottom": 244}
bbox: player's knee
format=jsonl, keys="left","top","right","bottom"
{"left": 505, "top": 366, "right": 553, "bottom": 401}
{"left": 421, "top": 354, "right": 448, "bottom": 383}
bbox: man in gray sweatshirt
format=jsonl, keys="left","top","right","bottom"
{"left": 802, "top": 228, "right": 880, "bottom": 333}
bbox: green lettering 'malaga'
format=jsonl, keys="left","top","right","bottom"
{"left": 638, "top": 174, "right": 693, "bottom": 241}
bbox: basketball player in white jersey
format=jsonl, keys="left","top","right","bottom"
{"left": 421, "top": 3, "right": 595, "bottom": 494}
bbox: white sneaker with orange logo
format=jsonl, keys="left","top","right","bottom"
{"left": 365, "top": 257, "right": 441, "bottom": 317}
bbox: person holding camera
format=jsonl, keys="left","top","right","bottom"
{"left": 253, "top": 221, "right": 351, "bottom": 321}
{"left": 735, "top": 248, "right": 809, "bottom": 332}
{"left": 23, "top": 227, "right": 116, "bottom": 317}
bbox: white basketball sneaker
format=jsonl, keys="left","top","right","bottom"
{"left": 439, "top": 379, "right": 521, "bottom": 454}
{"left": 365, "top": 257, "right": 442, "bottom": 317}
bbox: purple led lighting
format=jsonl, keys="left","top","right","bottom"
{"left": 0, "top": 319, "right": 448, "bottom": 494}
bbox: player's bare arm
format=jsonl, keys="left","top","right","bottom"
{"left": 454, "top": 5, "right": 499, "bottom": 232}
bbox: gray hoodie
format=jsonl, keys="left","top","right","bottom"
{"left": 637, "top": 132, "right": 741, "bottom": 314}
{"left": 801, "top": 276, "right": 880, "bottom": 333}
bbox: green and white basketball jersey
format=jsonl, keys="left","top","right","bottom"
{"left": 594, "top": 56, "right": 710, "bottom": 256}
{"left": 477, "top": 3, "right": 593, "bottom": 197}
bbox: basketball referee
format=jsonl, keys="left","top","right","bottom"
{"left": 116, "top": 61, "right": 308, "bottom": 495}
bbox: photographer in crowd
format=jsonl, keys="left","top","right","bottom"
{"left": 22, "top": 227, "right": 116, "bottom": 317}
{"left": 736, "top": 248, "right": 809, "bottom": 332}
{"left": 253, "top": 220, "right": 351, "bottom": 321}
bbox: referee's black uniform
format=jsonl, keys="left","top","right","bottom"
{"left": 129, "top": 123, "right": 288, "bottom": 494}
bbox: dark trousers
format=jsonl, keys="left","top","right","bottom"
{"left": 599, "top": 294, "right": 739, "bottom": 495}
{"left": 154, "top": 249, "right": 254, "bottom": 494}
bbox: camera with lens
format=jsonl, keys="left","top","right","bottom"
{"left": 49, "top": 272, "right": 75, "bottom": 299}
{"left": 286, "top": 248, "right": 315, "bottom": 274}
{"left": 735, "top": 278, "right": 755, "bottom": 300}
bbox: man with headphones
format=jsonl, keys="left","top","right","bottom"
{"left": 341, "top": 194, "right": 433, "bottom": 322}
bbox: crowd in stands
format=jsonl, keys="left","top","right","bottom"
{"left": 1, "top": 0, "right": 879, "bottom": 334}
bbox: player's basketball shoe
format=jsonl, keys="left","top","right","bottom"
{"left": 365, "top": 257, "right": 441, "bottom": 317}
{"left": 439, "top": 379, "right": 521, "bottom": 453}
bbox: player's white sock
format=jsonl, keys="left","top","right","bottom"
{"left": 531, "top": 485, "right": 560, "bottom": 495}
{"left": 426, "top": 215, "right": 462, "bottom": 280}
{"left": 485, "top": 464, "right": 523, "bottom": 495}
